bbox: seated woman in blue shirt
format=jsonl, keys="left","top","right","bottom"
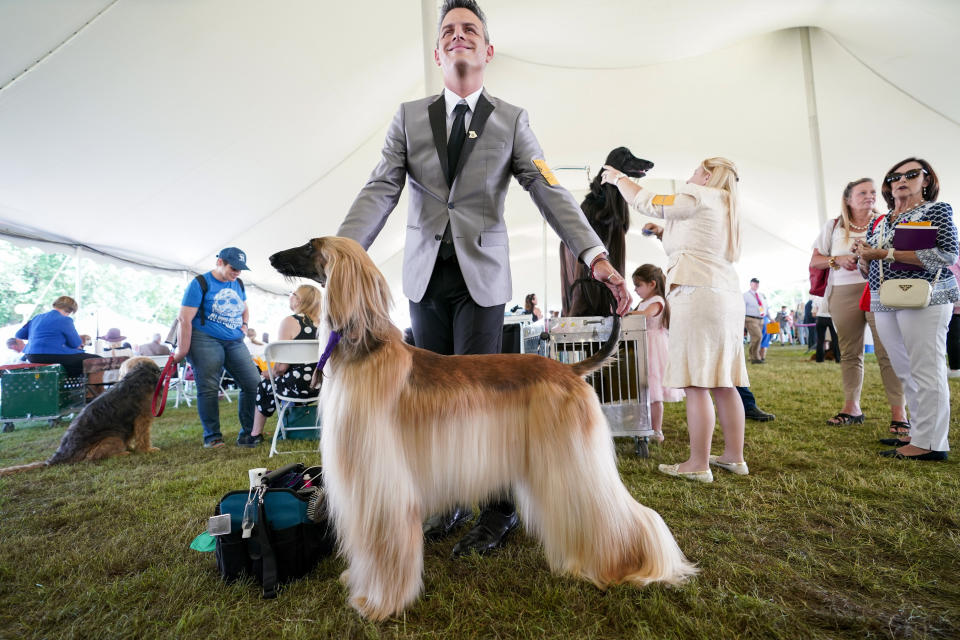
{"left": 16, "top": 296, "right": 100, "bottom": 376}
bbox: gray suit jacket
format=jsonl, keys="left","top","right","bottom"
{"left": 338, "top": 90, "right": 603, "bottom": 307}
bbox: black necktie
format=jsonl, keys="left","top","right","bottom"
{"left": 440, "top": 102, "right": 469, "bottom": 260}
{"left": 446, "top": 102, "right": 469, "bottom": 187}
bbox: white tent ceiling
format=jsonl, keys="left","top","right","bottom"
{"left": 1, "top": 0, "right": 959, "bottom": 318}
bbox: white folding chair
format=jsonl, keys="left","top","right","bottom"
{"left": 174, "top": 363, "right": 195, "bottom": 408}
{"left": 264, "top": 340, "right": 321, "bottom": 457}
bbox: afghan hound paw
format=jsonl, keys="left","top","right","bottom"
{"left": 339, "top": 569, "right": 350, "bottom": 586}
{"left": 350, "top": 594, "right": 394, "bottom": 622}
{"left": 147, "top": 446, "right": 160, "bottom": 453}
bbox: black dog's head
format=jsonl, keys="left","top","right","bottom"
{"left": 604, "top": 147, "right": 653, "bottom": 179}
{"left": 581, "top": 148, "right": 655, "bottom": 231}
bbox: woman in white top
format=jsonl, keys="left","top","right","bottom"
{"left": 602, "top": 157, "right": 749, "bottom": 483}
{"left": 810, "top": 178, "right": 906, "bottom": 431}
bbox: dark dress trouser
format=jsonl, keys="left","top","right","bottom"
{"left": 409, "top": 253, "right": 512, "bottom": 516}
{"left": 947, "top": 313, "right": 960, "bottom": 371}
{"left": 815, "top": 316, "right": 841, "bottom": 363}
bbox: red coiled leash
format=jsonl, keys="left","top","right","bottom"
{"left": 152, "top": 355, "right": 178, "bottom": 417}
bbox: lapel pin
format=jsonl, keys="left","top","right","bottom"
{"left": 468, "top": 131, "right": 477, "bottom": 139}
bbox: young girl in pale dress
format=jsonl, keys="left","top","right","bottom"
{"left": 630, "top": 264, "right": 684, "bottom": 443}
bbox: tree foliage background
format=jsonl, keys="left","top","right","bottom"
{"left": 0, "top": 239, "right": 289, "bottom": 338}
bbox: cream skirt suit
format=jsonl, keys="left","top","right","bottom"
{"left": 631, "top": 183, "right": 749, "bottom": 389}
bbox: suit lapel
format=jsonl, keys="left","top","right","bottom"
{"left": 427, "top": 94, "right": 449, "bottom": 185}
{"left": 450, "top": 92, "right": 494, "bottom": 186}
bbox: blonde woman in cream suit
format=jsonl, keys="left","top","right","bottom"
{"left": 602, "top": 158, "right": 749, "bottom": 483}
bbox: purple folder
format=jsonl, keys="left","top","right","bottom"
{"left": 890, "top": 225, "right": 937, "bottom": 271}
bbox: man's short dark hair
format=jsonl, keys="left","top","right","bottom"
{"left": 750, "top": 278, "right": 760, "bottom": 283}
{"left": 438, "top": 0, "right": 490, "bottom": 43}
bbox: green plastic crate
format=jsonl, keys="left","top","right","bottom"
{"left": 0, "top": 365, "right": 61, "bottom": 419}
{"left": 59, "top": 374, "right": 86, "bottom": 411}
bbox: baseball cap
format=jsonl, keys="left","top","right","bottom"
{"left": 217, "top": 247, "right": 250, "bottom": 271}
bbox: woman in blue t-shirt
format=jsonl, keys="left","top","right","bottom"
{"left": 172, "top": 247, "right": 262, "bottom": 449}
{"left": 16, "top": 296, "right": 100, "bottom": 376}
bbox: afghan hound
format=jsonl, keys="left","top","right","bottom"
{"left": 0, "top": 356, "right": 162, "bottom": 476}
{"left": 561, "top": 146, "right": 654, "bottom": 316}
{"left": 269, "top": 237, "right": 696, "bottom": 621}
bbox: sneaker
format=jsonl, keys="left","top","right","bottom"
{"left": 203, "top": 439, "right": 225, "bottom": 449}
{"left": 236, "top": 434, "right": 263, "bottom": 448}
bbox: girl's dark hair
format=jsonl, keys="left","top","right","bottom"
{"left": 631, "top": 264, "right": 669, "bottom": 329}
{"left": 880, "top": 157, "right": 939, "bottom": 209}
{"left": 524, "top": 293, "right": 536, "bottom": 311}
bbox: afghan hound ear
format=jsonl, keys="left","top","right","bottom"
{"left": 320, "top": 237, "right": 393, "bottom": 349}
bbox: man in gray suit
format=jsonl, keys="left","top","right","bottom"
{"left": 337, "top": 0, "right": 631, "bottom": 558}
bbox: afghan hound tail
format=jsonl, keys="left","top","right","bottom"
{"left": 570, "top": 314, "right": 621, "bottom": 378}
{"left": 0, "top": 461, "right": 48, "bottom": 476}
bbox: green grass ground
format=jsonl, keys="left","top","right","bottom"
{"left": 1, "top": 346, "right": 958, "bottom": 639}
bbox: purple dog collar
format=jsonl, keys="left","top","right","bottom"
{"left": 316, "top": 330, "right": 342, "bottom": 373}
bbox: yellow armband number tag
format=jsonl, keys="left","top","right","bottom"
{"left": 532, "top": 159, "right": 559, "bottom": 186}
{"left": 651, "top": 194, "right": 676, "bottom": 206}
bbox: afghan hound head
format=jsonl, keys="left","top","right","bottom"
{"left": 270, "top": 237, "right": 394, "bottom": 355}
{"left": 583, "top": 147, "right": 654, "bottom": 231}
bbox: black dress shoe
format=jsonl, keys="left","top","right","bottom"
{"left": 879, "top": 449, "right": 948, "bottom": 461}
{"left": 451, "top": 509, "right": 519, "bottom": 558}
{"left": 423, "top": 506, "right": 473, "bottom": 541}
{"left": 878, "top": 438, "right": 911, "bottom": 446}
{"left": 744, "top": 407, "right": 775, "bottom": 422}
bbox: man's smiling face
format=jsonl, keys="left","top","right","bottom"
{"left": 434, "top": 8, "right": 493, "bottom": 78}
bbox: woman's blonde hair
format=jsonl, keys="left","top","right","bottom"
{"left": 700, "top": 157, "right": 741, "bottom": 262}
{"left": 52, "top": 296, "right": 78, "bottom": 314}
{"left": 292, "top": 284, "right": 322, "bottom": 324}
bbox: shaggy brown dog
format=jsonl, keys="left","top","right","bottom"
{"left": 0, "top": 356, "right": 161, "bottom": 475}
{"left": 269, "top": 237, "right": 696, "bottom": 621}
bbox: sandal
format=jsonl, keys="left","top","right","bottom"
{"left": 888, "top": 420, "right": 911, "bottom": 435}
{"left": 826, "top": 412, "right": 865, "bottom": 426}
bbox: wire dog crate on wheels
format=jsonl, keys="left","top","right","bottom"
{"left": 542, "top": 315, "right": 654, "bottom": 457}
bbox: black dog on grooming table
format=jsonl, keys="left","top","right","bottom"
{"left": 560, "top": 147, "right": 653, "bottom": 317}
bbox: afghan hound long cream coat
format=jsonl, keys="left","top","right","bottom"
{"left": 270, "top": 237, "right": 696, "bottom": 621}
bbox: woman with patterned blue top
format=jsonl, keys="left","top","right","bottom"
{"left": 854, "top": 158, "right": 958, "bottom": 461}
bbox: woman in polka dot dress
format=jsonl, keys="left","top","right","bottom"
{"left": 249, "top": 284, "right": 322, "bottom": 445}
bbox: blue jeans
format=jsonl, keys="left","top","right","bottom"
{"left": 187, "top": 330, "right": 261, "bottom": 444}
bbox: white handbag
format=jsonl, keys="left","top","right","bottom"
{"left": 877, "top": 268, "right": 940, "bottom": 309}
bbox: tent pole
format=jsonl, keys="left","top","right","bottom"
{"left": 421, "top": 0, "right": 439, "bottom": 96}
{"left": 75, "top": 246, "right": 82, "bottom": 307}
{"left": 800, "top": 27, "right": 827, "bottom": 226}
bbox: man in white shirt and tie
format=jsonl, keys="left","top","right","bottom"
{"left": 337, "top": 0, "right": 631, "bottom": 558}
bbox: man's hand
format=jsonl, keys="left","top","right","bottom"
{"left": 591, "top": 259, "right": 632, "bottom": 316}
{"left": 172, "top": 348, "right": 187, "bottom": 364}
